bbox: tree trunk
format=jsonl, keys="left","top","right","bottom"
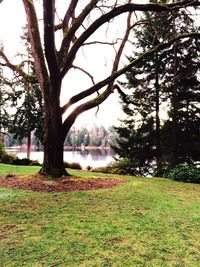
{"left": 185, "top": 99, "right": 191, "bottom": 164}
{"left": 39, "top": 83, "right": 68, "bottom": 177}
{"left": 0, "top": 87, "right": 2, "bottom": 144}
{"left": 0, "top": 132, "right": 3, "bottom": 144}
{"left": 171, "top": 12, "right": 179, "bottom": 167}
{"left": 27, "top": 130, "right": 31, "bottom": 159}
{"left": 40, "top": 132, "right": 68, "bottom": 177}
{"left": 155, "top": 51, "right": 163, "bottom": 174}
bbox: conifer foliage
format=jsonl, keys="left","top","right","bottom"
{"left": 113, "top": 1, "right": 200, "bottom": 176}
{"left": 8, "top": 31, "right": 43, "bottom": 159}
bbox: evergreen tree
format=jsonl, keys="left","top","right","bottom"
{"left": 114, "top": 2, "right": 172, "bottom": 175}
{"left": 161, "top": 37, "right": 200, "bottom": 165}
{"left": 113, "top": 116, "right": 156, "bottom": 175}
{"left": 160, "top": 6, "right": 200, "bottom": 166}
{"left": 0, "top": 66, "right": 9, "bottom": 143}
{"left": 113, "top": 2, "right": 200, "bottom": 175}
{"left": 9, "top": 71, "right": 43, "bottom": 157}
{"left": 9, "top": 31, "right": 43, "bottom": 158}
{"left": 75, "top": 128, "right": 89, "bottom": 147}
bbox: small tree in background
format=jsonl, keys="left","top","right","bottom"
{"left": 0, "top": 66, "right": 9, "bottom": 144}
{"left": 9, "top": 30, "right": 43, "bottom": 158}
{"left": 9, "top": 73, "right": 43, "bottom": 158}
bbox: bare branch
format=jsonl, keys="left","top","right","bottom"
{"left": 111, "top": 9, "right": 132, "bottom": 77}
{"left": 58, "top": 0, "right": 99, "bottom": 64}
{"left": 62, "top": 0, "right": 79, "bottom": 30}
{"left": 60, "top": 0, "right": 199, "bottom": 79}
{"left": 62, "top": 86, "right": 112, "bottom": 139}
{"left": 115, "top": 84, "right": 142, "bottom": 106}
{"left": 43, "top": 0, "right": 59, "bottom": 84}
{"left": 22, "top": 0, "right": 49, "bottom": 97}
{"left": 83, "top": 40, "right": 118, "bottom": 46}
{"left": 92, "top": 4, "right": 132, "bottom": 113}
{"left": 62, "top": 8, "right": 133, "bottom": 130}
{"left": 0, "top": 50, "right": 37, "bottom": 83}
{"left": 54, "top": 1, "right": 80, "bottom": 32}
{"left": 61, "top": 30, "right": 200, "bottom": 119}
{"left": 61, "top": 65, "right": 96, "bottom": 115}
{"left": 61, "top": 30, "right": 200, "bottom": 137}
{"left": 71, "top": 65, "right": 95, "bottom": 85}
{"left": 95, "top": 0, "right": 119, "bottom": 16}
{"left": 55, "top": 23, "right": 63, "bottom": 31}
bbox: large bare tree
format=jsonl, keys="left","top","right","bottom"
{"left": 0, "top": 0, "right": 199, "bottom": 176}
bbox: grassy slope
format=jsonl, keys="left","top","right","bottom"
{"left": 1, "top": 164, "right": 200, "bottom": 266}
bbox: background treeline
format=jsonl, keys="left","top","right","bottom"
{"left": 3, "top": 125, "right": 117, "bottom": 149}
{"left": 64, "top": 125, "right": 117, "bottom": 148}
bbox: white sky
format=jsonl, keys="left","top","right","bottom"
{"left": 0, "top": 0, "right": 138, "bottom": 128}
{"left": 1, "top": 1, "right": 199, "bottom": 129}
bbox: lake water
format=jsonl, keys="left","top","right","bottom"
{"left": 16, "top": 149, "right": 115, "bottom": 169}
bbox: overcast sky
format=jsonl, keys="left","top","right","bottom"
{"left": 0, "top": 0, "right": 142, "bottom": 128}
{"left": 2, "top": 1, "right": 198, "bottom": 129}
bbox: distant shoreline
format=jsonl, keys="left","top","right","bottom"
{"left": 6, "top": 145, "right": 112, "bottom": 153}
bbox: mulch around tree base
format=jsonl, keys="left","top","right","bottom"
{"left": 0, "top": 174, "right": 128, "bottom": 192}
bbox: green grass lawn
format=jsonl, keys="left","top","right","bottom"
{"left": 0, "top": 163, "right": 41, "bottom": 176}
{"left": 1, "top": 164, "right": 200, "bottom": 266}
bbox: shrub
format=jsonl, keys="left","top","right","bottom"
{"left": 112, "top": 159, "right": 138, "bottom": 175}
{"left": 0, "top": 153, "right": 16, "bottom": 164}
{"left": 12, "top": 158, "right": 32, "bottom": 166}
{"left": 64, "top": 161, "right": 82, "bottom": 170}
{"left": 0, "top": 144, "right": 16, "bottom": 164}
{"left": 92, "top": 159, "right": 138, "bottom": 175}
{"left": 0, "top": 143, "right": 5, "bottom": 155}
{"left": 167, "top": 165, "right": 200, "bottom": 184}
{"left": 86, "top": 166, "right": 92, "bottom": 171}
{"left": 29, "top": 160, "right": 41, "bottom": 166}
{"left": 92, "top": 166, "right": 113, "bottom": 174}
{"left": 63, "top": 161, "right": 70, "bottom": 168}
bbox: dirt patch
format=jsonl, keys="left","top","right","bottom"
{"left": 0, "top": 174, "right": 127, "bottom": 192}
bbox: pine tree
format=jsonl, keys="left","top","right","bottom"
{"left": 113, "top": 115, "right": 156, "bottom": 175}
{"left": 161, "top": 37, "right": 200, "bottom": 165}
{"left": 113, "top": 1, "right": 200, "bottom": 175}
{"left": 9, "top": 30, "right": 43, "bottom": 158}
{"left": 0, "top": 66, "right": 9, "bottom": 144}
{"left": 114, "top": 2, "right": 173, "bottom": 175}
